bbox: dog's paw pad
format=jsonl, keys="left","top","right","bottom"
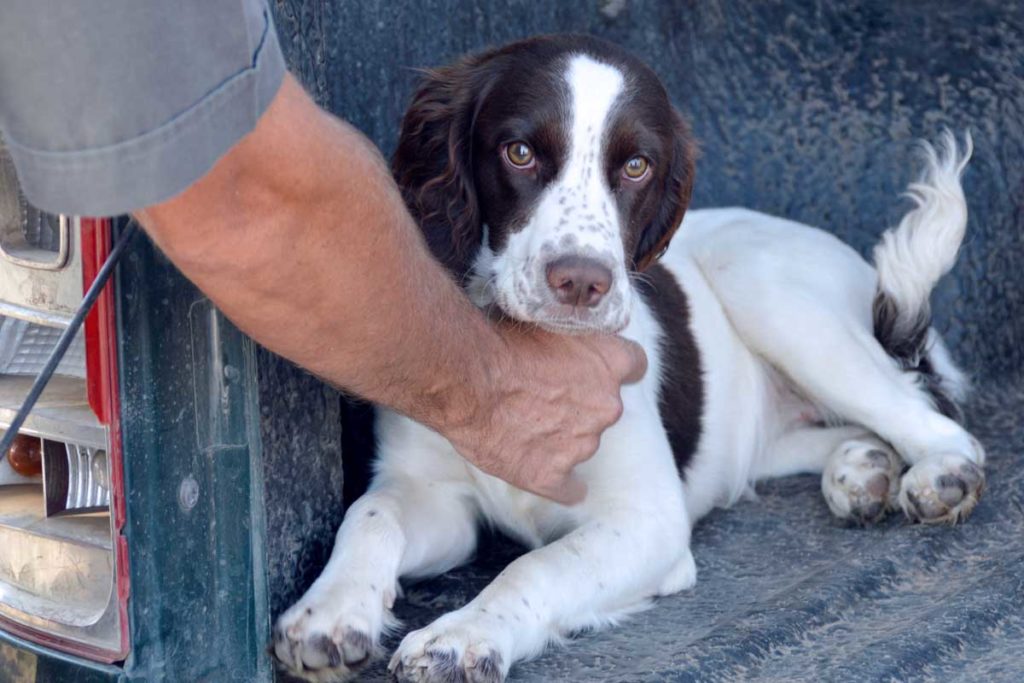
{"left": 389, "top": 618, "right": 507, "bottom": 683}
{"left": 272, "top": 582, "right": 389, "bottom": 681}
{"left": 900, "top": 454, "right": 985, "bottom": 524}
{"left": 822, "top": 442, "right": 902, "bottom": 525}
{"left": 390, "top": 647, "right": 504, "bottom": 683}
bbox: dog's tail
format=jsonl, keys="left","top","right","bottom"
{"left": 872, "top": 130, "right": 972, "bottom": 416}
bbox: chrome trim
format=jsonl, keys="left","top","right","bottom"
{"left": 0, "top": 376, "right": 107, "bottom": 449}
{"left": 63, "top": 444, "right": 109, "bottom": 512}
{"left": 0, "top": 302, "right": 73, "bottom": 328}
{"left": 0, "top": 214, "right": 72, "bottom": 271}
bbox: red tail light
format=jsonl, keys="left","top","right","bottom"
{"left": 80, "top": 217, "right": 131, "bottom": 662}
{"left": 0, "top": 211, "right": 130, "bottom": 661}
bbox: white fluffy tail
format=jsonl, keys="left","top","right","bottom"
{"left": 872, "top": 130, "right": 972, "bottom": 419}
{"left": 872, "top": 130, "right": 972, "bottom": 361}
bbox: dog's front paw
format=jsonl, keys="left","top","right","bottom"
{"left": 822, "top": 440, "right": 902, "bottom": 525}
{"left": 389, "top": 611, "right": 508, "bottom": 683}
{"left": 899, "top": 453, "right": 984, "bottom": 524}
{"left": 273, "top": 578, "right": 396, "bottom": 682}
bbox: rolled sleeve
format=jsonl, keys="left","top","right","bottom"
{"left": 0, "top": 0, "right": 287, "bottom": 216}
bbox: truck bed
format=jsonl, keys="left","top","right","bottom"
{"left": 359, "top": 387, "right": 1023, "bottom": 681}
{"left": 266, "top": 1, "right": 1024, "bottom": 680}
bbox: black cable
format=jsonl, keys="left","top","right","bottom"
{"left": 0, "top": 221, "right": 138, "bottom": 462}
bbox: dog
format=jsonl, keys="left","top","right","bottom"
{"left": 273, "top": 34, "right": 985, "bottom": 682}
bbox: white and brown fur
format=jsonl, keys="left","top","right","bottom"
{"left": 273, "top": 35, "right": 985, "bottom": 683}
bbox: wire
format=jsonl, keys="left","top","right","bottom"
{"left": 0, "top": 221, "right": 138, "bottom": 462}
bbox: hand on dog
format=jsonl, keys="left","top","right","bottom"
{"left": 446, "top": 323, "right": 647, "bottom": 505}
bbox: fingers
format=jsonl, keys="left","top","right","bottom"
{"left": 531, "top": 439, "right": 597, "bottom": 504}
{"left": 502, "top": 321, "right": 647, "bottom": 386}
{"left": 550, "top": 474, "right": 588, "bottom": 506}
{"left": 533, "top": 472, "right": 588, "bottom": 506}
{"left": 602, "top": 336, "right": 648, "bottom": 385}
{"left": 446, "top": 322, "right": 643, "bottom": 508}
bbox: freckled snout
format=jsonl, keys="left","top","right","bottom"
{"left": 545, "top": 256, "right": 613, "bottom": 308}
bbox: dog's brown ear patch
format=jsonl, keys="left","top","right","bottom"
{"left": 632, "top": 110, "right": 698, "bottom": 271}
{"left": 392, "top": 55, "right": 500, "bottom": 280}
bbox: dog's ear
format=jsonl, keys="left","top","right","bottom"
{"left": 392, "top": 56, "right": 498, "bottom": 280}
{"left": 632, "top": 110, "right": 698, "bottom": 271}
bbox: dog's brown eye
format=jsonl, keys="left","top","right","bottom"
{"left": 504, "top": 141, "right": 535, "bottom": 168}
{"left": 623, "top": 156, "right": 650, "bottom": 181}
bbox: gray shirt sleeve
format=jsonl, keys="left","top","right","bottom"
{"left": 0, "top": 0, "right": 287, "bottom": 216}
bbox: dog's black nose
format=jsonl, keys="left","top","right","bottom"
{"left": 545, "top": 256, "right": 613, "bottom": 308}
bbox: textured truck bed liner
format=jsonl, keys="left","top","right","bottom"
{"left": 358, "top": 387, "right": 1023, "bottom": 681}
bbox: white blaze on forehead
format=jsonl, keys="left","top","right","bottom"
{"left": 509, "top": 53, "right": 629, "bottom": 262}
{"left": 563, "top": 54, "right": 625, "bottom": 194}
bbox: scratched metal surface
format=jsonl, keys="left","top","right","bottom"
{"left": 268, "top": 0, "right": 1024, "bottom": 680}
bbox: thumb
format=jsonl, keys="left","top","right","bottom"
{"left": 546, "top": 474, "right": 588, "bottom": 506}
{"left": 608, "top": 337, "right": 648, "bottom": 385}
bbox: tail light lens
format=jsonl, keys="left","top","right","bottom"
{"left": 0, "top": 139, "right": 128, "bottom": 661}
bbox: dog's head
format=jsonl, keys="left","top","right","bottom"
{"left": 393, "top": 34, "right": 696, "bottom": 333}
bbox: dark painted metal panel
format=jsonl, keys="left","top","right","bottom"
{"left": 115, "top": 221, "right": 271, "bottom": 682}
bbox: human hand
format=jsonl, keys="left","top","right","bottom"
{"left": 445, "top": 323, "right": 647, "bottom": 505}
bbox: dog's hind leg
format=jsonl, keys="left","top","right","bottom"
{"left": 754, "top": 424, "right": 870, "bottom": 479}
{"left": 273, "top": 473, "right": 478, "bottom": 681}
{"left": 756, "top": 426, "right": 903, "bottom": 525}
{"left": 726, "top": 293, "right": 983, "bottom": 525}
{"left": 728, "top": 290, "right": 982, "bottom": 525}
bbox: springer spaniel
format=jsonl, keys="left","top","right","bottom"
{"left": 274, "top": 34, "right": 984, "bottom": 682}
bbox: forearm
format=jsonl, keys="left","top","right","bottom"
{"left": 135, "top": 73, "right": 645, "bottom": 504}
{"left": 136, "top": 74, "right": 499, "bottom": 431}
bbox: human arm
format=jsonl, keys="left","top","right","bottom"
{"left": 135, "top": 74, "right": 646, "bottom": 503}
